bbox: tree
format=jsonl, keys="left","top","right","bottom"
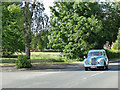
{"left": 31, "top": 30, "right": 49, "bottom": 51}
{"left": 23, "top": 1, "right": 36, "bottom": 59}
{"left": 2, "top": 2, "right": 25, "bottom": 55}
{"left": 0, "top": 2, "right": 2, "bottom": 57}
{"left": 31, "top": 2, "right": 49, "bottom": 51}
{"left": 48, "top": 2, "right": 119, "bottom": 60}
{"left": 100, "top": 2, "right": 120, "bottom": 45}
{"left": 23, "top": 1, "right": 49, "bottom": 59}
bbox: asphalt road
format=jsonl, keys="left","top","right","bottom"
{"left": 2, "top": 60, "right": 119, "bottom": 88}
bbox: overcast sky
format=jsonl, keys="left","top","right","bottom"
{"left": 43, "top": 0, "right": 54, "bottom": 17}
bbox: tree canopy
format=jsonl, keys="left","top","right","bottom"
{"left": 48, "top": 2, "right": 120, "bottom": 60}
{"left": 2, "top": 2, "right": 25, "bottom": 55}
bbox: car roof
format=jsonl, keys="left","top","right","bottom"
{"left": 88, "top": 49, "right": 105, "bottom": 52}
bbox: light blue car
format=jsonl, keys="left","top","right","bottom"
{"left": 84, "top": 49, "right": 109, "bottom": 71}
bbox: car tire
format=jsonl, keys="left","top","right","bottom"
{"left": 85, "top": 67, "right": 88, "bottom": 71}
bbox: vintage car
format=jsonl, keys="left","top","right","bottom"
{"left": 84, "top": 49, "right": 109, "bottom": 71}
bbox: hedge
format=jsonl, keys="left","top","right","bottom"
{"left": 2, "top": 55, "right": 26, "bottom": 58}
{"left": 105, "top": 49, "right": 120, "bottom": 59}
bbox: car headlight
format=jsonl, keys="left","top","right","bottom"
{"left": 89, "top": 62, "right": 91, "bottom": 64}
{"left": 85, "top": 60, "right": 87, "bottom": 63}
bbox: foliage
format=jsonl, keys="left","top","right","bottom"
{"left": 31, "top": 2, "right": 49, "bottom": 33}
{"left": 2, "top": 54, "right": 26, "bottom": 58}
{"left": 100, "top": 2, "right": 120, "bottom": 44}
{"left": 2, "top": 55, "right": 18, "bottom": 58}
{"left": 113, "top": 32, "right": 120, "bottom": 50}
{"left": 31, "top": 30, "right": 49, "bottom": 51}
{"left": 22, "top": 1, "right": 49, "bottom": 59}
{"left": 49, "top": 2, "right": 104, "bottom": 60}
{"left": 31, "top": 2, "right": 49, "bottom": 51}
{"left": 2, "top": 2, "right": 25, "bottom": 55}
{"left": 105, "top": 48, "right": 120, "bottom": 59}
{"left": 16, "top": 55, "right": 32, "bottom": 68}
{"left": 48, "top": 2, "right": 120, "bottom": 60}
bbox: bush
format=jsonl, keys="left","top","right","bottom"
{"left": 105, "top": 49, "right": 120, "bottom": 59}
{"left": 16, "top": 55, "right": 32, "bottom": 69}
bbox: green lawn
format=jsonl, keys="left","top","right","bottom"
{"left": 1, "top": 52, "right": 85, "bottom": 67}
{"left": 31, "top": 53, "right": 60, "bottom": 60}
{"left": 2, "top": 58, "right": 17, "bottom": 63}
{"left": 1, "top": 52, "right": 65, "bottom": 66}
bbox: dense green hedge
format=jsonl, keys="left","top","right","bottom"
{"left": 105, "top": 49, "right": 120, "bottom": 59}
{"left": 2, "top": 55, "right": 26, "bottom": 58}
{"left": 2, "top": 55, "right": 18, "bottom": 58}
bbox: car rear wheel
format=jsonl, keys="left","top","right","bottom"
{"left": 85, "top": 67, "right": 88, "bottom": 71}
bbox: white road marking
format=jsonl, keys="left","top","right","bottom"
{"left": 82, "top": 71, "right": 105, "bottom": 80}
{"left": 90, "top": 71, "right": 105, "bottom": 77}
{"left": 83, "top": 77, "right": 87, "bottom": 80}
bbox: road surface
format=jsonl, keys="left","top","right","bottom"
{"left": 2, "top": 59, "right": 119, "bottom": 88}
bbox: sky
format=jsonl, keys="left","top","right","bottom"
{"left": 42, "top": 0, "right": 54, "bottom": 17}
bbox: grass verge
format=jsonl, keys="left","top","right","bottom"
{"left": 0, "top": 61, "right": 83, "bottom": 67}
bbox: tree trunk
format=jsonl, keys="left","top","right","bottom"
{"left": 25, "top": 43, "right": 30, "bottom": 59}
{"left": 24, "top": 0, "right": 36, "bottom": 59}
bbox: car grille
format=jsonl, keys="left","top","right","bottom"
{"left": 91, "top": 58, "right": 96, "bottom": 65}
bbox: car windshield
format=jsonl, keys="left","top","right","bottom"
{"left": 88, "top": 52, "right": 103, "bottom": 57}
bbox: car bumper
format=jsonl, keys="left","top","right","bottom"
{"left": 84, "top": 65, "right": 105, "bottom": 68}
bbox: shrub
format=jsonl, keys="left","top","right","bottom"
{"left": 16, "top": 55, "right": 32, "bottom": 69}
{"left": 105, "top": 48, "right": 120, "bottom": 59}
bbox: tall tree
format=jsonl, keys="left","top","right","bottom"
{"left": 48, "top": 2, "right": 120, "bottom": 60}
{"left": 2, "top": 2, "right": 25, "bottom": 55}
{"left": 23, "top": 0, "right": 36, "bottom": 59}
{"left": 0, "top": 2, "right": 2, "bottom": 57}
{"left": 31, "top": 2, "right": 49, "bottom": 51}
{"left": 100, "top": 2, "right": 120, "bottom": 45}
{"left": 23, "top": 1, "right": 49, "bottom": 58}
